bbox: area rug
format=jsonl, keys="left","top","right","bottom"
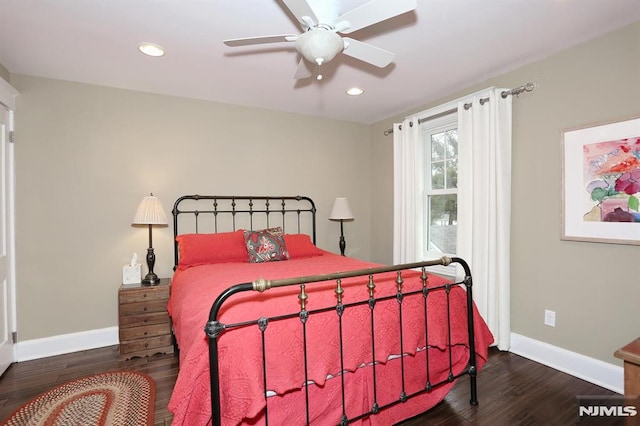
{"left": 2, "top": 371, "right": 155, "bottom": 426}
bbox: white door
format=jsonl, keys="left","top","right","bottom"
{"left": 0, "top": 106, "right": 14, "bottom": 374}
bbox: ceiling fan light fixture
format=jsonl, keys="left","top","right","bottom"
{"left": 346, "top": 87, "right": 364, "bottom": 96}
{"left": 138, "top": 42, "right": 165, "bottom": 57}
{"left": 223, "top": 0, "right": 418, "bottom": 80}
{"left": 295, "top": 29, "right": 343, "bottom": 65}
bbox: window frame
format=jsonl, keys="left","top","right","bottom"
{"left": 420, "top": 112, "right": 458, "bottom": 253}
{"left": 420, "top": 112, "right": 459, "bottom": 276}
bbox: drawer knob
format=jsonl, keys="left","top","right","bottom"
{"left": 144, "top": 343, "right": 149, "bottom": 348}
{"left": 143, "top": 307, "right": 147, "bottom": 311}
{"left": 144, "top": 331, "right": 148, "bottom": 336}
{"left": 143, "top": 293, "right": 147, "bottom": 298}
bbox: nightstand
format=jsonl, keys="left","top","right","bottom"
{"left": 615, "top": 338, "right": 640, "bottom": 397}
{"left": 614, "top": 338, "right": 640, "bottom": 426}
{"left": 118, "top": 278, "right": 174, "bottom": 359}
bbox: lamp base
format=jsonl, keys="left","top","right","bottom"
{"left": 339, "top": 235, "right": 346, "bottom": 256}
{"left": 142, "top": 272, "right": 160, "bottom": 286}
{"left": 143, "top": 246, "right": 159, "bottom": 286}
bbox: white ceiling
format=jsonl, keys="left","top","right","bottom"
{"left": 1, "top": 0, "right": 639, "bottom": 124}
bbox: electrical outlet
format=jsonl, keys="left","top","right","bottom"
{"left": 544, "top": 309, "right": 556, "bottom": 327}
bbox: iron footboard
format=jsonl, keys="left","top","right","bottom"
{"left": 204, "top": 256, "right": 478, "bottom": 425}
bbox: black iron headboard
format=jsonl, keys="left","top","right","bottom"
{"left": 172, "top": 195, "right": 317, "bottom": 269}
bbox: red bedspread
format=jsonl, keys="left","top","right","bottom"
{"left": 167, "top": 252, "right": 493, "bottom": 425}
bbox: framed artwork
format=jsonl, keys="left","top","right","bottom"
{"left": 562, "top": 116, "right": 640, "bottom": 244}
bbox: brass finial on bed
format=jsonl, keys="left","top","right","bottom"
{"left": 367, "top": 275, "right": 375, "bottom": 299}
{"left": 253, "top": 278, "right": 272, "bottom": 292}
{"left": 298, "top": 284, "right": 308, "bottom": 310}
{"left": 395, "top": 271, "right": 404, "bottom": 293}
{"left": 335, "top": 278, "right": 344, "bottom": 304}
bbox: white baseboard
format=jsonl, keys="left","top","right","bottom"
{"left": 15, "top": 327, "right": 119, "bottom": 362}
{"left": 509, "top": 333, "right": 624, "bottom": 394}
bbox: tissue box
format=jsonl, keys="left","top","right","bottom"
{"left": 123, "top": 264, "right": 142, "bottom": 285}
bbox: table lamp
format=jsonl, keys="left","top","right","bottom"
{"left": 132, "top": 193, "right": 168, "bottom": 285}
{"left": 329, "top": 197, "right": 354, "bottom": 256}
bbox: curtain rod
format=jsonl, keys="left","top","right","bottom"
{"left": 383, "top": 82, "right": 535, "bottom": 136}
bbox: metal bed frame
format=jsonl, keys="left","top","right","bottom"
{"left": 172, "top": 195, "right": 317, "bottom": 269}
{"left": 172, "top": 195, "right": 479, "bottom": 425}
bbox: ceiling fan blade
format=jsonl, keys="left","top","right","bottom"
{"left": 282, "top": 0, "right": 319, "bottom": 29}
{"left": 337, "top": 0, "right": 416, "bottom": 34}
{"left": 341, "top": 37, "right": 394, "bottom": 68}
{"left": 224, "top": 35, "right": 298, "bottom": 47}
{"left": 293, "top": 58, "right": 313, "bottom": 79}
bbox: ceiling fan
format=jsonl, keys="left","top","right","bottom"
{"left": 223, "top": 0, "right": 417, "bottom": 80}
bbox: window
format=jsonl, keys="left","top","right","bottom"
{"left": 394, "top": 87, "right": 512, "bottom": 344}
{"left": 422, "top": 114, "right": 458, "bottom": 259}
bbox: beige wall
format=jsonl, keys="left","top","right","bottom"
{"left": 370, "top": 22, "right": 640, "bottom": 364}
{"left": 11, "top": 75, "right": 371, "bottom": 340}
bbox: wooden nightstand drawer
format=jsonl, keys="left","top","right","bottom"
{"left": 119, "top": 285, "right": 170, "bottom": 304}
{"left": 119, "top": 334, "right": 173, "bottom": 355}
{"left": 119, "top": 299, "right": 168, "bottom": 316}
{"left": 119, "top": 322, "right": 171, "bottom": 341}
{"left": 119, "top": 311, "right": 169, "bottom": 329}
{"left": 118, "top": 278, "right": 173, "bottom": 359}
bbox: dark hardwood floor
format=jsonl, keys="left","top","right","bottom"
{"left": 399, "top": 349, "right": 618, "bottom": 426}
{"left": 0, "top": 346, "right": 179, "bottom": 425}
{"left": 0, "top": 346, "right": 618, "bottom": 425}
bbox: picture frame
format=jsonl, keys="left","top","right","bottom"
{"left": 562, "top": 116, "right": 640, "bottom": 244}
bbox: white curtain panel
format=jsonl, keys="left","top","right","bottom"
{"left": 457, "top": 88, "right": 512, "bottom": 350}
{"left": 393, "top": 118, "right": 421, "bottom": 264}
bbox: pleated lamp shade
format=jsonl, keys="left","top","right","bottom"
{"left": 132, "top": 194, "right": 168, "bottom": 225}
{"left": 329, "top": 197, "right": 354, "bottom": 221}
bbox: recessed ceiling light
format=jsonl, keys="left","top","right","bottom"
{"left": 138, "top": 42, "right": 165, "bottom": 57}
{"left": 346, "top": 87, "right": 364, "bottom": 96}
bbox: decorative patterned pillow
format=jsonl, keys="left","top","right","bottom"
{"left": 243, "top": 227, "right": 289, "bottom": 263}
